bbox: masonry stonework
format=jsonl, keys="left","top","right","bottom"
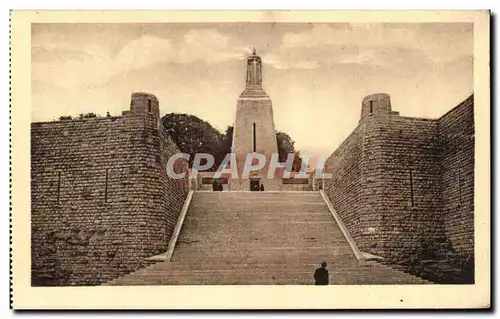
{"left": 439, "top": 97, "right": 475, "bottom": 257}
{"left": 230, "top": 49, "right": 280, "bottom": 191}
{"left": 324, "top": 94, "right": 474, "bottom": 270}
{"left": 232, "top": 98, "right": 279, "bottom": 188}
{"left": 31, "top": 92, "right": 189, "bottom": 286}
{"left": 323, "top": 125, "right": 363, "bottom": 241}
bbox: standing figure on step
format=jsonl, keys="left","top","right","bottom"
{"left": 212, "top": 179, "right": 218, "bottom": 192}
{"left": 314, "top": 261, "right": 329, "bottom": 285}
{"left": 260, "top": 184, "right": 265, "bottom": 191}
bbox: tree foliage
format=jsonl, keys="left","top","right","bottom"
{"left": 58, "top": 112, "right": 100, "bottom": 121}
{"left": 162, "top": 113, "right": 227, "bottom": 169}
{"left": 276, "top": 131, "right": 302, "bottom": 171}
{"left": 162, "top": 113, "right": 302, "bottom": 171}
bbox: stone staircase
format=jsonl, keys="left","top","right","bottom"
{"left": 105, "top": 191, "right": 429, "bottom": 285}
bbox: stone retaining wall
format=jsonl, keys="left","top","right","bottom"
{"left": 31, "top": 93, "right": 189, "bottom": 286}
{"left": 324, "top": 94, "right": 474, "bottom": 269}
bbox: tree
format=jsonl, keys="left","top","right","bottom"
{"left": 162, "top": 114, "right": 302, "bottom": 171}
{"left": 276, "top": 132, "right": 295, "bottom": 161}
{"left": 276, "top": 131, "right": 302, "bottom": 171}
{"left": 222, "top": 126, "right": 234, "bottom": 153}
{"left": 162, "top": 113, "right": 225, "bottom": 169}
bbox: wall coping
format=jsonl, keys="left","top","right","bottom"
{"left": 437, "top": 94, "right": 474, "bottom": 121}
{"left": 319, "top": 190, "right": 363, "bottom": 261}
{"left": 146, "top": 190, "right": 194, "bottom": 262}
{"left": 194, "top": 190, "right": 316, "bottom": 193}
{"left": 319, "top": 190, "right": 385, "bottom": 262}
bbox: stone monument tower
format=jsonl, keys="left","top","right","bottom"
{"left": 230, "top": 48, "right": 279, "bottom": 190}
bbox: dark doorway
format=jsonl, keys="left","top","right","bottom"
{"left": 250, "top": 179, "right": 260, "bottom": 191}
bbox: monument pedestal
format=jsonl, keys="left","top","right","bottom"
{"left": 230, "top": 49, "right": 281, "bottom": 190}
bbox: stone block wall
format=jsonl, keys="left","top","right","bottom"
{"left": 361, "top": 115, "right": 444, "bottom": 259}
{"left": 323, "top": 94, "right": 474, "bottom": 265}
{"left": 439, "top": 96, "right": 475, "bottom": 257}
{"left": 156, "top": 117, "right": 190, "bottom": 245}
{"left": 323, "top": 125, "right": 363, "bottom": 241}
{"left": 31, "top": 92, "right": 189, "bottom": 286}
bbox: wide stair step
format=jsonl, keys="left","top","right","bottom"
{"left": 105, "top": 191, "right": 430, "bottom": 285}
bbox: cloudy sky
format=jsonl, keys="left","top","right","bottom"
{"left": 32, "top": 23, "right": 473, "bottom": 155}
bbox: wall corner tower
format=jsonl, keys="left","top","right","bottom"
{"left": 360, "top": 93, "right": 392, "bottom": 122}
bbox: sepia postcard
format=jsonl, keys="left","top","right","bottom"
{"left": 10, "top": 10, "right": 490, "bottom": 309}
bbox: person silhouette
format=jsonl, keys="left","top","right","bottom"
{"left": 260, "top": 184, "right": 265, "bottom": 191}
{"left": 314, "top": 261, "right": 329, "bottom": 285}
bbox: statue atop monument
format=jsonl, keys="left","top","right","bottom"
{"left": 246, "top": 47, "right": 262, "bottom": 86}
